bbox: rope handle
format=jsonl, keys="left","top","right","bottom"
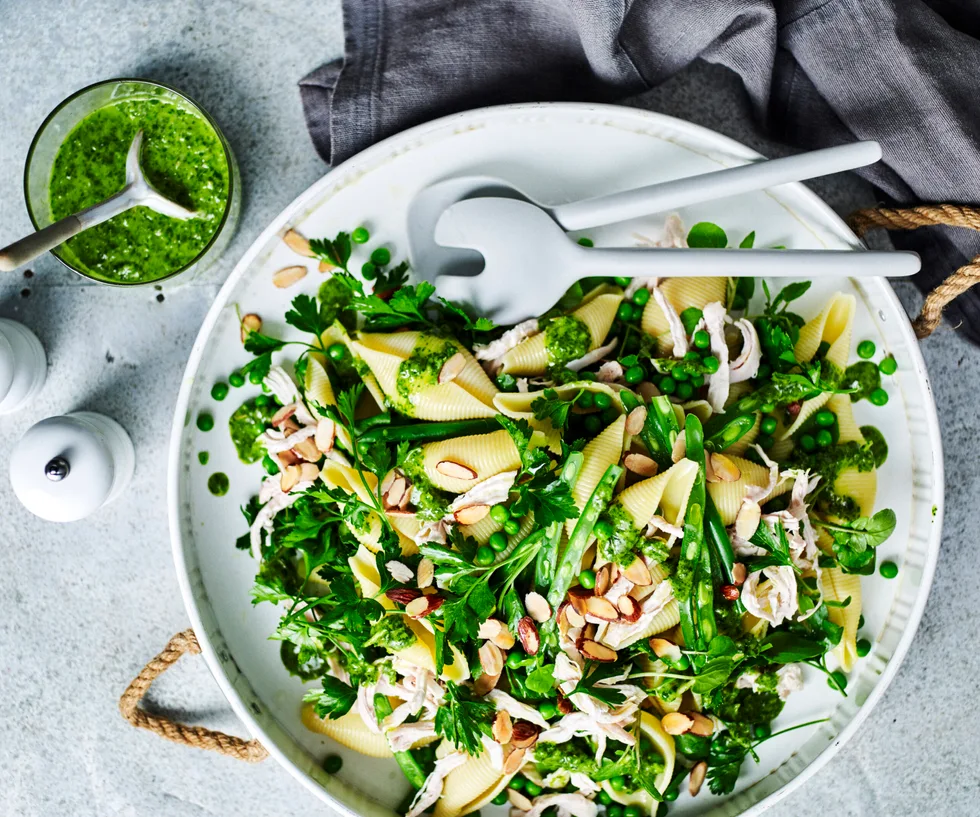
{"left": 119, "top": 629, "right": 269, "bottom": 762}
{"left": 847, "top": 203, "right": 980, "bottom": 339}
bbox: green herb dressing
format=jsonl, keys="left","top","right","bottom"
{"left": 49, "top": 97, "right": 229, "bottom": 283}
{"left": 368, "top": 616, "right": 417, "bottom": 653}
{"left": 859, "top": 425, "right": 888, "bottom": 467}
{"left": 792, "top": 440, "right": 876, "bottom": 521}
{"left": 845, "top": 361, "right": 880, "bottom": 403}
{"left": 208, "top": 472, "right": 229, "bottom": 496}
{"left": 396, "top": 334, "right": 458, "bottom": 413}
{"left": 534, "top": 739, "right": 600, "bottom": 776}
{"left": 229, "top": 398, "right": 274, "bottom": 464}
{"left": 401, "top": 448, "right": 450, "bottom": 521}
{"left": 543, "top": 315, "right": 591, "bottom": 372}
{"left": 198, "top": 451, "right": 209, "bottom": 465}
{"left": 597, "top": 504, "right": 643, "bottom": 567}
{"left": 318, "top": 277, "right": 356, "bottom": 330}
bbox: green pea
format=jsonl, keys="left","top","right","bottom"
{"left": 617, "top": 302, "right": 634, "bottom": 322}
{"left": 509, "top": 775, "right": 525, "bottom": 791}
{"left": 799, "top": 434, "right": 816, "bottom": 452}
{"left": 815, "top": 409, "right": 836, "bottom": 427}
{"left": 684, "top": 351, "right": 700, "bottom": 362}
{"left": 584, "top": 415, "right": 602, "bottom": 434}
{"left": 475, "top": 545, "right": 495, "bottom": 566}
{"left": 196, "top": 412, "right": 214, "bottom": 432}
{"left": 596, "top": 790, "right": 612, "bottom": 806}
{"left": 690, "top": 373, "right": 705, "bottom": 388}
{"left": 323, "top": 754, "right": 343, "bottom": 774}
{"left": 370, "top": 247, "right": 391, "bottom": 266}
{"left": 594, "top": 392, "right": 613, "bottom": 410}
{"left": 624, "top": 807, "right": 641, "bottom": 817}
{"left": 248, "top": 369, "right": 264, "bottom": 385}
{"left": 760, "top": 416, "right": 777, "bottom": 436}
{"left": 672, "top": 368, "right": 689, "bottom": 382}
{"left": 676, "top": 382, "right": 694, "bottom": 401}
{"left": 753, "top": 723, "right": 771, "bottom": 739}
{"left": 815, "top": 429, "right": 833, "bottom": 448}
{"left": 879, "top": 355, "right": 898, "bottom": 375}
{"left": 857, "top": 340, "right": 876, "bottom": 359}
{"left": 503, "top": 518, "right": 521, "bottom": 536}
{"left": 632, "top": 288, "right": 650, "bottom": 307}
{"left": 492, "top": 792, "right": 508, "bottom": 806}
{"left": 828, "top": 670, "right": 848, "bottom": 691}
{"left": 361, "top": 261, "right": 377, "bottom": 280}
{"left": 578, "top": 569, "right": 597, "bottom": 590}
{"left": 577, "top": 391, "right": 595, "bottom": 409}
{"left": 228, "top": 371, "right": 245, "bottom": 388}
{"left": 870, "top": 387, "right": 889, "bottom": 406}
{"left": 703, "top": 355, "right": 720, "bottom": 374}
{"left": 539, "top": 701, "right": 558, "bottom": 720}
{"left": 593, "top": 519, "right": 613, "bottom": 540}
{"left": 489, "top": 531, "right": 509, "bottom": 552}
{"left": 610, "top": 777, "right": 627, "bottom": 792}
{"left": 859, "top": 614, "right": 865, "bottom": 628}
{"left": 856, "top": 638, "right": 872, "bottom": 657}
{"left": 659, "top": 376, "right": 676, "bottom": 395}
{"left": 578, "top": 371, "right": 597, "bottom": 382}
{"left": 490, "top": 504, "right": 510, "bottom": 524}
{"left": 254, "top": 394, "right": 271, "bottom": 407}
{"left": 608, "top": 804, "right": 624, "bottom": 817}
{"left": 506, "top": 650, "right": 524, "bottom": 669}
{"left": 352, "top": 226, "right": 370, "bottom": 244}
{"left": 693, "top": 330, "right": 711, "bottom": 350}
{"left": 524, "top": 782, "right": 543, "bottom": 798}
{"left": 613, "top": 276, "right": 630, "bottom": 287}
{"left": 211, "top": 382, "right": 229, "bottom": 401}
{"left": 757, "top": 433, "right": 774, "bottom": 450}
{"left": 760, "top": 402, "right": 775, "bottom": 414}
{"left": 880, "top": 560, "right": 899, "bottom": 579}
{"left": 577, "top": 237, "right": 594, "bottom": 247}
{"left": 624, "top": 365, "right": 644, "bottom": 385}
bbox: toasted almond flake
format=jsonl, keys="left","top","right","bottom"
{"left": 478, "top": 619, "right": 505, "bottom": 640}
{"left": 283, "top": 229, "right": 314, "bottom": 257}
{"left": 384, "top": 476, "right": 408, "bottom": 510}
{"left": 315, "top": 418, "right": 336, "bottom": 454}
{"left": 406, "top": 596, "right": 443, "bottom": 618}
{"left": 240, "top": 313, "right": 262, "bottom": 343}
{"left": 661, "top": 712, "right": 694, "bottom": 735}
{"left": 276, "top": 450, "right": 301, "bottom": 468}
{"left": 299, "top": 462, "right": 321, "bottom": 483}
{"left": 398, "top": 487, "right": 412, "bottom": 510}
{"left": 493, "top": 709, "right": 513, "bottom": 745}
{"left": 503, "top": 746, "right": 526, "bottom": 775}
{"left": 386, "top": 587, "right": 422, "bottom": 605}
{"left": 583, "top": 622, "right": 597, "bottom": 640}
{"left": 280, "top": 465, "right": 302, "bottom": 493}
{"left": 381, "top": 470, "right": 397, "bottom": 495}
{"left": 556, "top": 691, "right": 573, "bottom": 715}
{"left": 623, "top": 557, "right": 652, "bottom": 586}
{"left": 517, "top": 616, "right": 540, "bottom": 655}
{"left": 671, "top": 434, "right": 687, "bottom": 463}
{"left": 617, "top": 595, "right": 641, "bottom": 622}
{"left": 637, "top": 381, "right": 659, "bottom": 401}
{"left": 567, "top": 587, "right": 591, "bottom": 616}
{"left": 510, "top": 721, "right": 541, "bottom": 749}
{"left": 624, "top": 452, "right": 658, "bottom": 477}
{"left": 492, "top": 628, "right": 516, "bottom": 650}
{"left": 580, "top": 639, "right": 618, "bottom": 662}
{"left": 386, "top": 560, "right": 414, "bottom": 583}
{"left": 479, "top": 641, "right": 504, "bottom": 677}
{"left": 594, "top": 564, "right": 612, "bottom": 597}
{"left": 436, "top": 459, "right": 478, "bottom": 480}
{"left": 473, "top": 670, "right": 500, "bottom": 696}
{"left": 507, "top": 789, "right": 532, "bottom": 811}
{"left": 585, "top": 595, "right": 619, "bottom": 621}
{"left": 707, "top": 452, "right": 741, "bottom": 483}
{"left": 453, "top": 504, "right": 490, "bottom": 525}
{"left": 732, "top": 562, "right": 747, "bottom": 586}
{"left": 689, "top": 761, "right": 707, "bottom": 797}
{"left": 281, "top": 417, "right": 300, "bottom": 436}
{"left": 292, "top": 437, "right": 321, "bottom": 462}
{"left": 688, "top": 712, "right": 715, "bottom": 737}
{"left": 565, "top": 604, "right": 586, "bottom": 629}
{"left": 524, "top": 592, "right": 551, "bottom": 623}
{"left": 271, "top": 404, "right": 297, "bottom": 428}
{"left": 318, "top": 259, "right": 334, "bottom": 273}
{"left": 625, "top": 406, "right": 648, "bottom": 436}
{"left": 650, "top": 637, "right": 682, "bottom": 662}
{"left": 438, "top": 352, "right": 466, "bottom": 384}
{"left": 735, "top": 501, "right": 762, "bottom": 540}
{"left": 273, "top": 265, "right": 308, "bottom": 288}
{"left": 417, "top": 557, "right": 435, "bottom": 589}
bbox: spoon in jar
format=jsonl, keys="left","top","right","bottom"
{"left": 0, "top": 130, "right": 199, "bottom": 272}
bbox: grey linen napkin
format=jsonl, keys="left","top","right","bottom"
{"left": 300, "top": 0, "right": 980, "bottom": 343}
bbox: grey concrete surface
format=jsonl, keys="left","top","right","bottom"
{"left": 0, "top": 3, "right": 976, "bottom": 816}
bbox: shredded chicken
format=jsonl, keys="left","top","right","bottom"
{"left": 645, "top": 514, "right": 683, "bottom": 539}
{"left": 249, "top": 476, "right": 311, "bottom": 556}
{"left": 406, "top": 752, "right": 468, "bottom": 817}
{"left": 265, "top": 366, "right": 317, "bottom": 426}
{"left": 599, "top": 580, "right": 674, "bottom": 649}
{"left": 525, "top": 793, "right": 598, "bottom": 817}
{"left": 414, "top": 518, "right": 449, "bottom": 546}
{"left": 487, "top": 689, "right": 551, "bottom": 729}
{"left": 387, "top": 720, "right": 437, "bottom": 752}
{"left": 261, "top": 424, "right": 316, "bottom": 454}
{"left": 741, "top": 565, "right": 799, "bottom": 626}
{"left": 652, "top": 284, "right": 689, "bottom": 357}
{"left": 700, "top": 301, "right": 731, "bottom": 413}
{"left": 516, "top": 377, "right": 530, "bottom": 393}
{"left": 729, "top": 318, "right": 761, "bottom": 383}
{"left": 481, "top": 734, "right": 505, "bottom": 771}
{"left": 448, "top": 470, "right": 518, "bottom": 513}
{"left": 474, "top": 319, "right": 539, "bottom": 374}
{"left": 597, "top": 360, "right": 624, "bottom": 383}
{"left": 566, "top": 337, "right": 618, "bottom": 371}
{"left": 736, "top": 664, "right": 804, "bottom": 700}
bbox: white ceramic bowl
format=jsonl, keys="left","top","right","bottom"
{"left": 169, "top": 103, "right": 943, "bottom": 817}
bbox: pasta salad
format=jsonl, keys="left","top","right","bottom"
{"left": 231, "top": 217, "right": 897, "bottom": 816}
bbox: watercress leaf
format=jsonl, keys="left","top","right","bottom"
{"left": 526, "top": 663, "right": 556, "bottom": 694}
{"left": 761, "top": 631, "right": 826, "bottom": 663}
{"left": 738, "top": 231, "right": 756, "bottom": 249}
{"left": 687, "top": 222, "right": 728, "bottom": 249}
{"left": 773, "top": 281, "right": 811, "bottom": 309}
{"left": 708, "top": 635, "right": 737, "bottom": 658}
{"left": 692, "top": 657, "right": 739, "bottom": 695}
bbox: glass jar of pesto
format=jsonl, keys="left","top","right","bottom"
{"left": 24, "top": 78, "right": 240, "bottom": 285}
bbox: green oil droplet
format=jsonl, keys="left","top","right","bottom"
{"left": 198, "top": 451, "right": 209, "bottom": 465}
{"left": 208, "top": 472, "right": 229, "bottom": 496}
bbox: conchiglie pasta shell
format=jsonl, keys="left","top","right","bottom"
{"left": 829, "top": 393, "right": 864, "bottom": 443}
{"left": 459, "top": 513, "right": 502, "bottom": 545}
{"left": 566, "top": 415, "right": 627, "bottom": 537}
{"left": 705, "top": 456, "right": 791, "bottom": 525}
{"left": 821, "top": 567, "right": 862, "bottom": 671}
{"left": 421, "top": 430, "right": 520, "bottom": 492}
{"left": 641, "top": 278, "right": 728, "bottom": 338}
{"left": 834, "top": 469, "right": 877, "bottom": 519}
{"left": 574, "top": 292, "right": 623, "bottom": 346}
{"left": 348, "top": 544, "right": 395, "bottom": 609}
{"left": 616, "top": 459, "right": 698, "bottom": 530}
{"left": 794, "top": 292, "right": 855, "bottom": 366}
{"left": 779, "top": 392, "right": 832, "bottom": 440}
{"left": 304, "top": 357, "right": 337, "bottom": 408}
{"left": 319, "top": 322, "right": 389, "bottom": 410}
{"left": 389, "top": 514, "right": 421, "bottom": 556}
{"left": 300, "top": 705, "right": 392, "bottom": 758}
{"left": 602, "top": 712, "right": 675, "bottom": 806}
{"left": 434, "top": 752, "right": 516, "bottom": 817}
{"left": 402, "top": 618, "right": 470, "bottom": 683}
{"left": 499, "top": 333, "right": 547, "bottom": 375}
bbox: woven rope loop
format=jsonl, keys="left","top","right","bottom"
{"left": 119, "top": 629, "right": 268, "bottom": 763}
{"left": 847, "top": 203, "right": 980, "bottom": 339}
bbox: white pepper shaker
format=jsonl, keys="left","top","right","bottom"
{"left": 0, "top": 318, "right": 46, "bottom": 414}
{"left": 9, "top": 411, "right": 135, "bottom": 522}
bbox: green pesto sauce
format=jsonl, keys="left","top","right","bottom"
{"left": 597, "top": 504, "right": 643, "bottom": 567}
{"left": 792, "top": 440, "right": 876, "bottom": 521}
{"left": 318, "top": 277, "right": 355, "bottom": 330}
{"left": 534, "top": 739, "right": 600, "bottom": 776}
{"left": 208, "top": 472, "right": 229, "bottom": 496}
{"left": 712, "top": 686, "right": 784, "bottom": 726}
{"left": 229, "top": 398, "right": 274, "bottom": 464}
{"left": 368, "top": 615, "right": 417, "bottom": 653}
{"left": 280, "top": 640, "right": 326, "bottom": 681}
{"left": 845, "top": 361, "right": 880, "bottom": 403}
{"left": 49, "top": 97, "right": 229, "bottom": 283}
{"left": 860, "top": 425, "right": 888, "bottom": 467}
{"left": 396, "top": 334, "right": 458, "bottom": 413}
{"left": 401, "top": 448, "right": 450, "bottom": 522}
{"left": 198, "top": 451, "right": 209, "bottom": 465}
{"left": 544, "top": 315, "right": 591, "bottom": 371}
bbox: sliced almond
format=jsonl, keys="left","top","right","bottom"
{"left": 661, "top": 712, "right": 694, "bottom": 735}
{"left": 406, "top": 595, "right": 443, "bottom": 618}
{"left": 594, "top": 564, "right": 612, "bottom": 597}
{"left": 417, "top": 557, "right": 435, "bottom": 589}
{"left": 732, "top": 562, "right": 747, "bottom": 586}
{"left": 671, "top": 433, "right": 687, "bottom": 463}
{"left": 650, "top": 637, "right": 682, "bottom": 662}
{"left": 580, "top": 639, "right": 618, "bottom": 662}
{"left": 479, "top": 641, "right": 504, "bottom": 677}
{"left": 386, "top": 587, "right": 422, "bottom": 605}
{"left": 385, "top": 560, "right": 414, "bottom": 583}
{"left": 473, "top": 670, "right": 500, "bottom": 696}
{"left": 283, "top": 229, "right": 314, "bottom": 257}
{"left": 503, "top": 746, "right": 526, "bottom": 775}
{"left": 240, "top": 313, "right": 262, "bottom": 342}
{"left": 623, "top": 557, "right": 652, "bottom": 587}
{"left": 524, "top": 592, "right": 551, "bottom": 623}
{"left": 707, "top": 452, "right": 741, "bottom": 483}
{"left": 585, "top": 596, "right": 619, "bottom": 621}
{"left": 517, "top": 616, "right": 540, "bottom": 655}
{"left": 384, "top": 476, "right": 408, "bottom": 510}
{"left": 381, "top": 470, "right": 398, "bottom": 495}
{"left": 556, "top": 690, "right": 573, "bottom": 715}
{"left": 492, "top": 709, "right": 513, "bottom": 745}
{"left": 567, "top": 587, "right": 591, "bottom": 617}
{"left": 688, "top": 712, "right": 715, "bottom": 737}
{"left": 625, "top": 406, "right": 648, "bottom": 436}
{"left": 453, "top": 504, "right": 490, "bottom": 525}
{"left": 617, "top": 595, "right": 641, "bottom": 623}
{"left": 276, "top": 450, "right": 301, "bottom": 468}
{"left": 279, "top": 465, "right": 302, "bottom": 493}
{"left": 299, "top": 462, "right": 321, "bottom": 484}
{"left": 492, "top": 629, "right": 516, "bottom": 651}
{"left": 318, "top": 259, "right": 335, "bottom": 273}
{"left": 507, "top": 788, "right": 532, "bottom": 811}
{"left": 438, "top": 352, "right": 466, "bottom": 385}
{"left": 510, "top": 721, "right": 541, "bottom": 749}
{"left": 624, "top": 452, "right": 658, "bottom": 477}
{"left": 398, "top": 485, "right": 412, "bottom": 510}
{"left": 478, "top": 619, "right": 505, "bottom": 640}
{"left": 735, "top": 500, "right": 762, "bottom": 540}
{"left": 292, "top": 437, "right": 321, "bottom": 462}
{"left": 271, "top": 404, "right": 297, "bottom": 428}
{"left": 435, "top": 460, "right": 477, "bottom": 480}
{"left": 564, "top": 604, "right": 586, "bottom": 629}
{"left": 273, "top": 265, "right": 308, "bottom": 288}
{"left": 315, "top": 418, "right": 336, "bottom": 454}
{"left": 689, "top": 760, "right": 707, "bottom": 797}
{"left": 281, "top": 417, "right": 300, "bottom": 436}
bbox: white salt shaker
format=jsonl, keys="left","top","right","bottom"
{"left": 0, "top": 318, "right": 46, "bottom": 414}
{"left": 9, "top": 412, "right": 136, "bottom": 522}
